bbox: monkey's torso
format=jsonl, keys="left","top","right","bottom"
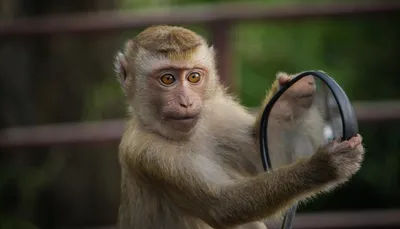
{"left": 117, "top": 125, "right": 267, "bottom": 229}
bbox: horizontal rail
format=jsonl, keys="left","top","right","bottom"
{"left": 287, "top": 209, "right": 400, "bottom": 229}
{"left": 0, "top": 2, "right": 400, "bottom": 36}
{"left": 1, "top": 101, "right": 400, "bottom": 148}
{"left": 0, "top": 120, "right": 125, "bottom": 148}
{"left": 76, "top": 209, "right": 400, "bottom": 229}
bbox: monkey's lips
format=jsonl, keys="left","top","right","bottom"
{"left": 294, "top": 93, "right": 314, "bottom": 99}
{"left": 166, "top": 115, "right": 198, "bottom": 122}
{"left": 288, "top": 90, "right": 315, "bottom": 99}
{"left": 164, "top": 114, "right": 200, "bottom": 132}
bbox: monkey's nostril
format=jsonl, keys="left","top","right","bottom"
{"left": 180, "top": 102, "right": 193, "bottom": 108}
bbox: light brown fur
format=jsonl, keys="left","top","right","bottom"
{"left": 114, "top": 25, "right": 365, "bottom": 229}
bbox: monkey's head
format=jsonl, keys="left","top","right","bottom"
{"left": 271, "top": 73, "right": 317, "bottom": 121}
{"left": 115, "top": 25, "right": 218, "bottom": 139}
{"left": 279, "top": 73, "right": 316, "bottom": 109}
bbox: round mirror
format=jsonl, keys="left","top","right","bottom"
{"left": 259, "top": 71, "right": 358, "bottom": 170}
{"left": 266, "top": 75, "right": 343, "bottom": 167}
{"left": 258, "top": 71, "right": 359, "bottom": 229}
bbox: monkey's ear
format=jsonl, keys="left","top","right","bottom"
{"left": 114, "top": 51, "right": 128, "bottom": 89}
{"left": 208, "top": 45, "right": 217, "bottom": 69}
{"left": 208, "top": 45, "right": 216, "bottom": 58}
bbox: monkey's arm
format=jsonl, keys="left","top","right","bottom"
{"left": 253, "top": 73, "right": 290, "bottom": 141}
{"left": 129, "top": 149, "right": 337, "bottom": 228}
{"left": 214, "top": 75, "right": 281, "bottom": 148}
{"left": 209, "top": 76, "right": 291, "bottom": 172}
{"left": 255, "top": 77, "right": 281, "bottom": 127}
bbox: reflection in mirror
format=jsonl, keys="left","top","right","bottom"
{"left": 267, "top": 75, "right": 343, "bottom": 167}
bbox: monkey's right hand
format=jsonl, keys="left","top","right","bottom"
{"left": 308, "top": 134, "right": 365, "bottom": 184}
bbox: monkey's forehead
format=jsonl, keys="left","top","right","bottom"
{"left": 133, "top": 42, "right": 215, "bottom": 70}
{"left": 134, "top": 26, "right": 206, "bottom": 54}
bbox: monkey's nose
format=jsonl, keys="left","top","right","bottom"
{"left": 303, "top": 75, "right": 315, "bottom": 85}
{"left": 178, "top": 96, "right": 193, "bottom": 108}
{"left": 179, "top": 100, "right": 193, "bottom": 108}
{"left": 178, "top": 95, "right": 193, "bottom": 108}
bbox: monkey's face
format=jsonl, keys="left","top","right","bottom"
{"left": 115, "top": 32, "right": 217, "bottom": 138}
{"left": 285, "top": 75, "right": 316, "bottom": 109}
{"left": 148, "top": 66, "right": 208, "bottom": 133}
{"left": 272, "top": 75, "right": 317, "bottom": 121}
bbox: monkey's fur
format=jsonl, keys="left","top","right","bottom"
{"left": 114, "top": 25, "right": 365, "bottom": 229}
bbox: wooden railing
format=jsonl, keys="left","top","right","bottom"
{"left": 1, "top": 100, "right": 400, "bottom": 148}
{"left": 2, "top": 2, "right": 400, "bottom": 36}
{"left": 78, "top": 209, "right": 400, "bottom": 229}
{"left": 1, "top": 1, "right": 400, "bottom": 228}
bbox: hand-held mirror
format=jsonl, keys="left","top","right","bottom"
{"left": 258, "top": 70, "right": 359, "bottom": 229}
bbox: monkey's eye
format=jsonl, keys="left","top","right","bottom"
{"left": 188, "top": 72, "right": 201, "bottom": 84}
{"left": 160, "top": 74, "right": 175, "bottom": 85}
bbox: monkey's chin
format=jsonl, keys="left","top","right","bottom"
{"left": 165, "top": 116, "right": 199, "bottom": 133}
{"left": 296, "top": 95, "right": 314, "bottom": 108}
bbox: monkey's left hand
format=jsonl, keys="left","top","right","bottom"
{"left": 277, "top": 73, "right": 292, "bottom": 86}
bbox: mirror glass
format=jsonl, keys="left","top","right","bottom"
{"left": 266, "top": 75, "right": 343, "bottom": 168}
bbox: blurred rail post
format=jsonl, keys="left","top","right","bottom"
{"left": 209, "top": 20, "right": 236, "bottom": 93}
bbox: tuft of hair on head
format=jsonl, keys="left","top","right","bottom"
{"left": 133, "top": 25, "right": 207, "bottom": 60}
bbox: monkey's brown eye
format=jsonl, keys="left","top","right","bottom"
{"left": 160, "top": 74, "right": 175, "bottom": 85}
{"left": 188, "top": 72, "right": 201, "bottom": 84}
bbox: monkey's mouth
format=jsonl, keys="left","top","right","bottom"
{"left": 289, "top": 90, "right": 315, "bottom": 99}
{"left": 295, "top": 93, "right": 313, "bottom": 99}
{"left": 167, "top": 115, "right": 198, "bottom": 121}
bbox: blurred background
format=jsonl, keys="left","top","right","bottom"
{"left": 0, "top": 0, "right": 399, "bottom": 229}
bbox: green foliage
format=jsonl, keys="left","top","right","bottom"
{"left": 0, "top": 152, "right": 65, "bottom": 226}
{"left": 0, "top": 215, "right": 39, "bottom": 229}
{"left": 234, "top": 21, "right": 335, "bottom": 106}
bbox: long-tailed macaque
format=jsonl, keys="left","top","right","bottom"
{"left": 114, "top": 25, "right": 365, "bottom": 229}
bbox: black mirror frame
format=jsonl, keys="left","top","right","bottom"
{"left": 258, "top": 70, "right": 359, "bottom": 229}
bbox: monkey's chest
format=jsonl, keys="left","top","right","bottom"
{"left": 215, "top": 146, "right": 260, "bottom": 178}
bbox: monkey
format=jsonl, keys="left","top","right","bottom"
{"left": 114, "top": 25, "right": 365, "bottom": 229}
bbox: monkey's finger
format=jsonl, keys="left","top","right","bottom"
{"left": 355, "top": 144, "right": 366, "bottom": 160}
{"left": 356, "top": 144, "right": 365, "bottom": 154}
{"left": 340, "top": 147, "right": 365, "bottom": 166}
{"left": 348, "top": 135, "right": 362, "bottom": 148}
{"left": 329, "top": 141, "right": 354, "bottom": 156}
{"left": 278, "top": 75, "right": 292, "bottom": 85}
{"left": 357, "top": 134, "right": 363, "bottom": 143}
